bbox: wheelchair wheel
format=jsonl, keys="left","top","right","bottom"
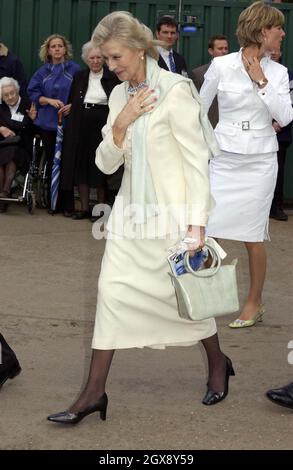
{"left": 36, "top": 150, "right": 48, "bottom": 208}
{"left": 27, "top": 192, "right": 36, "bottom": 214}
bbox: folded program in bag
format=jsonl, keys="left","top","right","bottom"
{"left": 169, "top": 241, "right": 239, "bottom": 321}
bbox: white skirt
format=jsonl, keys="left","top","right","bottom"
{"left": 206, "top": 151, "right": 278, "bottom": 242}
{"left": 92, "top": 238, "right": 217, "bottom": 350}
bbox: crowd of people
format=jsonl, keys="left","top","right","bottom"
{"left": 1, "top": 1, "right": 293, "bottom": 422}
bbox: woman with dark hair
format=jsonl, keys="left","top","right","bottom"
{"left": 60, "top": 41, "right": 120, "bottom": 219}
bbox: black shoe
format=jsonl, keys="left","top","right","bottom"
{"left": 202, "top": 356, "right": 235, "bottom": 406}
{"left": 47, "top": 208, "right": 57, "bottom": 215}
{"left": 0, "top": 358, "right": 21, "bottom": 389}
{"left": 71, "top": 210, "right": 91, "bottom": 220}
{"left": 269, "top": 208, "right": 288, "bottom": 221}
{"left": 63, "top": 210, "right": 73, "bottom": 218}
{"left": 266, "top": 383, "right": 293, "bottom": 409}
{"left": 47, "top": 392, "right": 108, "bottom": 424}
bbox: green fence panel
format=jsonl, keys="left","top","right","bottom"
{"left": 3, "top": 0, "right": 292, "bottom": 75}
{"left": 0, "top": 0, "right": 292, "bottom": 199}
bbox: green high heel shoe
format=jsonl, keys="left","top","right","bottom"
{"left": 228, "top": 304, "right": 265, "bottom": 329}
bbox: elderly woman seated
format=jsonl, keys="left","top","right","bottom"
{"left": 0, "top": 77, "right": 36, "bottom": 210}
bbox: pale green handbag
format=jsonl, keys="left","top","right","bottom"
{"left": 169, "top": 242, "right": 239, "bottom": 321}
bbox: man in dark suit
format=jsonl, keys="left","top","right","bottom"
{"left": 155, "top": 16, "right": 188, "bottom": 76}
{"left": 269, "top": 48, "right": 293, "bottom": 221}
{"left": 192, "top": 35, "right": 229, "bottom": 128}
{"left": 0, "top": 332, "right": 21, "bottom": 389}
{"left": 266, "top": 382, "right": 293, "bottom": 409}
{"left": 0, "top": 41, "right": 27, "bottom": 97}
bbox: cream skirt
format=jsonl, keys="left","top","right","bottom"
{"left": 92, "top": 237, "right": 217, "bottom": 350}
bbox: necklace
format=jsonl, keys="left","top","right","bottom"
{"left": 127, "top": 80, "right": 147, "bottom": 95}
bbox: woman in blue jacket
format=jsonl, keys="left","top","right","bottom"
{"left": 27, "top": 34, "right": 80, "bottom": 212}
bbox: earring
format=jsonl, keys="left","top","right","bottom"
{"left": 140, "top": 55, "right": 144, "bottom": 60}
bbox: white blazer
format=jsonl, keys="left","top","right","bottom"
{"left": 96, "top": 70, "right": 213, "bottom": 238}
{"left": 200, "top": 50, "right": 293, "bottom": 155}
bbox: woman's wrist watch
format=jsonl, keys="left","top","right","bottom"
{"left": 256, "top": 77, "right": 268, "bottom": 88}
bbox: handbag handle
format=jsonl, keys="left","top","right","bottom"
{"left": 183, "top": 241, "right": 221, "bottom": 278}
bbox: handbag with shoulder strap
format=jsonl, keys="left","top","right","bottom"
{"left": 169, "top": 241, "right": 239, "bottom": 321}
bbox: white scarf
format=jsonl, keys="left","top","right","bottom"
{"left": 130, "top": 56, "right": 219, "bottom": 224}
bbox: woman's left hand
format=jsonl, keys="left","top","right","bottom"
{"left": 59, "top": 104, "right": 72, "bottom": 116}
{"left": 26, "top": 103, "right": 37, "bottom": 120}
{"left": 184, "top": 225, "right": 205, "bottom": 256}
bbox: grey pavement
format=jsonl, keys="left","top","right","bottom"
{"left": 0, "top": 204, "right": 292, "bottom": 450}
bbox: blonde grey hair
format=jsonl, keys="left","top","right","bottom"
{"left": 236, "top": 1, "right": 284, "bottom": 48}
{"left": 39, "top": 34, "right": 73, "bottom": 63}
{"left": 81, "top": 41, "right": 102, "bottom": 64}
{"left": 91, "top": 11, "right": 160, "bottom": 60}
{"left": 0, "top": 76, "right": 20, "bottom": 93}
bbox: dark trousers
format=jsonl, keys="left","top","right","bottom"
{"left": 271, "top": 144, "right": 289, "bottom": 210}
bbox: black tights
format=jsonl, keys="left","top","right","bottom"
{"left": 0, "top": 161, "right": 16, "bottom": 194}
{"left": 68, "top": 333, "right": 226, "bottom": 413}
{"left": 69, "top": 349, "right": 114, "bottom": 413}
{"left": 78, "top": 183, "right": 107, "bottom": 212}
{"left": 201, "top": 333, "right": 227, "bottom": 391}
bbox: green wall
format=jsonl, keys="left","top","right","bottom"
{"left": 3, "top": 1, "right": 293, "bottom": 78}
{"left": 1, "top": 0, "right": 292, "bottom": 199}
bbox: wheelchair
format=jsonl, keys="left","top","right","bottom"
{"left": 0, "top": 135, "right": 48, "bottom": 214}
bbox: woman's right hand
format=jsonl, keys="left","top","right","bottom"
{"left": 48, "top": 98, "right": 65, "bottom": 109}
{"left": 40, "top": 97, "right": 65, "bottom": 109}
{"left": 0, "top": 126, "right": 16, "bottom": 138}
{"left": 112, "top": 87, "right": 157, "bottom": 147}
{"left": 120, "top": 87, "right": 156, "bottom": 126}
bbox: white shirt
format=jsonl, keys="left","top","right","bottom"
{"left": 157, "top": 46, "right": 174, "bottom": 72}
{"left": 9, "top": 96, "right": 21, "bottom": 116}
{"left": 84, "top": 70, "right": 107, "bottom": 105}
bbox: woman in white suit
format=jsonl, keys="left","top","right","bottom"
{"left": 47, "top": 11, "right": 235, "bottom": 425}
{"left": 200, "top": 1, "right": 293, "bottom": 329}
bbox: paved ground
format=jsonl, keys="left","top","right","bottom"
{"left": 0, "top": 204, "right": 292, "bottom": 450}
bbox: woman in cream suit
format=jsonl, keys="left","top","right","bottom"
{"left": 200, "top": 1, "right": 293, "bottom": 329}
{"left": 48, "top": 11, "right": 235, "bottom": 425}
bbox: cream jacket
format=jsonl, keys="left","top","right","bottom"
{"left": 200, "top": 50, "right": 293, "bottom": 154}
{"left": 96, "top": 70, "right": 213, "bottom": 238}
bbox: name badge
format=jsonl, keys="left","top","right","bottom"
{"left": 11, "top": 112, "right": 24, "bottom": 122}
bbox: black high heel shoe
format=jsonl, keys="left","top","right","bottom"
{"left": 202, "top": 356, "right": 235, "bottom": 406}
{"left": 47, "top": 393, "right": 108, "bottom": 424}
